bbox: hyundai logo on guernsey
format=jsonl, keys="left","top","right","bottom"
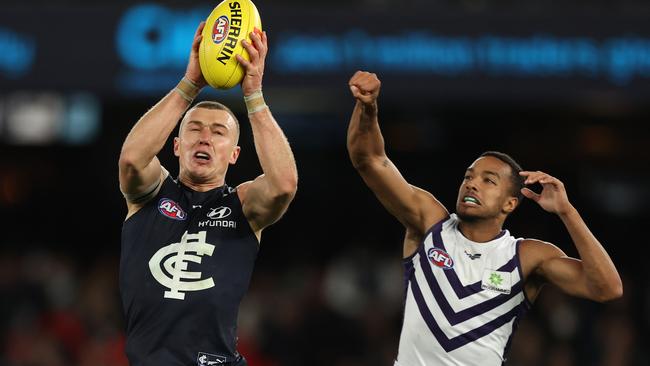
{"left": 158, "top": 198, "right": 187, "bottom": 220}
{"left": 207, "top": 206, "right": 231, "bottom": 219}
{"left": 427, "top": 247, "right": 454, "bottom": 269}
{"left": 199, "top": 206, "right": 236, "bottom": 228}
{"left": 212, "top": 15, "right": 229, "bottom": 44}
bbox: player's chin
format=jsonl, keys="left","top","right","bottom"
{"left": 187, "top": 165, "right": 215, "bottom": 181}
{"left": 456, "top": 207, "right": 484, "bottom": 222}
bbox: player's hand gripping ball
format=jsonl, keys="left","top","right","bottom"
{"left": 199, "top": 0, "right": 262, "bottom": 89}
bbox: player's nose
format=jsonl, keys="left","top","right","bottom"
{"left": 198, "top": 129, "right": 212, "bottom": 144}
{"left": 464, "top": 177, "right": 478, "bottom": 191}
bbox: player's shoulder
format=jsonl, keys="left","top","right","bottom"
{"left": 125, "top": 167, "right": 172, "bottom": 220}
{"left": 235, "top": 180, "right": 252, "bottom": 202}
{"left": 519, "top": 239, "right": 566, "bottom": 274}
{"left": 520, "top": 239, "right": 564, "bottom": 256}
{"left": 410, "top": 184, "right": 449, "bottom": 232}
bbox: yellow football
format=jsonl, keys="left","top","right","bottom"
{"left": 199, "top": 0, "right": 262, "bottom": 89}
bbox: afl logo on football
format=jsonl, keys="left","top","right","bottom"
{"left": 427, "top": 248, "right": 454, "bottom": 269}
{"left": 207, "top": 206, "right": 231, "bottom": 219}
{"left": 158, "top": 198, "right": 187, "bottom": 221}
{"left": 212, "top": 15, "right": 229, "bottom": 44}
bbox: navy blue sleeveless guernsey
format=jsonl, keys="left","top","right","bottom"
{"left": 120, "top": 176, "right": 258, "bottom": 366}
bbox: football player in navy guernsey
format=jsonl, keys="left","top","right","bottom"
{"left": 346, "top": 71, "right": 622, "bottom": 366}
{"left": 118, "top": 22, "right": 297, "bottom": 366}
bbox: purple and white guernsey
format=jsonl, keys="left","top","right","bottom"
{"left": 395, "top": 214, "right": 531, "bottom": 366}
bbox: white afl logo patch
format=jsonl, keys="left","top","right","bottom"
{"left": 427, "top": 247, "right": 454, "bottom": 270}
{"left": 158, "top": 198, "right": 187, "bottom": 221}
{"left": 207, "top": 206, "right": 231, "bottom": 219}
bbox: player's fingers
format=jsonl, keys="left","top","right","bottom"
{"left": 521, "top": 188, "right": 540, "bottom": 201}
{"left": 192, "top": 34, "right": 203, "bottom": 52}
{"left": 539, "top": 176, "right": 553, "bottom": 184}
{"left": 351, "top": 71, "right": 376, "bottom": 85}
{"left": 249, "top": 32, "right": 264, "bottom": 52}
{"left": 350, "top": 85, "right": 361, "bottom": 97}
{"left": 354, "top": 80, "right": 376, "bottom": 95}
{"left": 523, "top": 172, "right": 544, "bottom": 185}
{"left": 251, "top": 31, "right": 267, "bottom": 59}
{"left": 241, "top": 39, "right": 259, "bottom": 63}
{"left": 359, "top": 74, "right": 380, "bottom": 91}
{"left": 350, "top": 86, "right": 373, "bottom": 103}
{"left": 236, "top": 54, "right": 252, "bottom": 70}
{"left": 540, "top": 176, "right": 564, "bottom": 190}
{"left": 195, "top": 21, "right": 206, "bottom": 37}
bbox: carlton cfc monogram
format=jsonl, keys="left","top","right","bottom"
{"left": 148, "top": 231, "right": 216, "bottom": 300}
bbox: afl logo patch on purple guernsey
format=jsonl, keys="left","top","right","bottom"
{"left": 158, "top": 198, "right": 187, "bottom": 220}
{"left": 428, "top": 247, "right": 454, "bottom": 269}
{"left": 212, "top": 15, "right": 229, "bottom": 44}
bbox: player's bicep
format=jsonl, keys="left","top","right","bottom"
{"left": 238, "top": 175, "right": 294, "bottom": 233}
{"left": 119, "top": 156, "right": 163, "bottom": 198}
{"left": 537, "top": 246, "right": 592, "bottom": 299}
{"left": 357, "top": 156, "right": 447, "bottom": 231}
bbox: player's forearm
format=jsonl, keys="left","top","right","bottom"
{"left": 248, "top": 107, "right": 298, "bottom": 196}
{"left": 559, "top": 206, "right": 623, "bottom": 301}
{"left": 120, "top": 89, "right": 192, "bottom": 171}
{"left": 347, "top": 100, "right": 387, "bottom": 169}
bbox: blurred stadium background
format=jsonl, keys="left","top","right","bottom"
{"left": 1, "top": 1, "right": 649, "bottom": 365}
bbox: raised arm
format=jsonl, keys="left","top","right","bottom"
{"left": 346, "top": 71, "right": 447, "bottom": 237}
{"left": 235, "top": 31, "right": 298, "bottom": 235}
{"left": 119, "top": 22, "right": 207, "bottom": 217}
{"left": 520, "top": 171, "right": 623, "bottom": 303}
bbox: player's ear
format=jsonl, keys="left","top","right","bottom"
{"left": 503, "top": 196, "right": 518, "bottom": 214}
{"left": 229, "top": 145, "right": 241, "bottom": 164}
{"left": 173, "top": 137, "right": 180, "bottom": 157}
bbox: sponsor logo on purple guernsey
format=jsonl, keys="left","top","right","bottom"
{"left": 427, "top": 247, "right": 454, "bottom": 269}
{"left": 158, "top": 198, "right": 187, "bottom": 220}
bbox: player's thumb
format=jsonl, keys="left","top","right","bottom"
{"left": 349, "top": 85, "right": 361, "bottom": 98}
{"left": 521, "top": 188, "right": 539, "bottom": 201}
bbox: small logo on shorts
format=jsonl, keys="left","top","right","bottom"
{"left": 212, "top": 16, "right": 229, "bottom": 44}
{"left": 427, "top": 247, "right": 454, "bottom": 269}
{"left": 198, "top": 352, "right": 227, "bottom": 365}
{"left": 158, "top": 198, "right": 187, "bottom": 220}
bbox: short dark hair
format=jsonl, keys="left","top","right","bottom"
{"left": 480, "top": 151, "right": 524, "bottom": 201}
{"left": 180, "top": 101, "right": 240, "bottom": 142}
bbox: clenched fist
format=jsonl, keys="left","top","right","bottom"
{"left": 349, "top": 71, "right": 381, "bottom": 106}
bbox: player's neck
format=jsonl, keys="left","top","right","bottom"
{"left": 178, "top": 173, "right": 225, "bottom": 192}
{"left": 457, "top": 218, "right": 504, "bottom": 243}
